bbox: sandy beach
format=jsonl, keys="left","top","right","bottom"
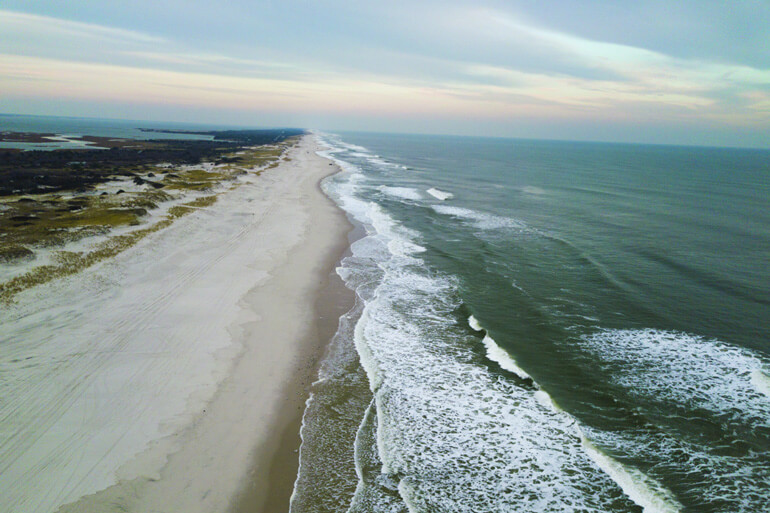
{"left": 0, "top": 134, "right": 352, "bottom": 513}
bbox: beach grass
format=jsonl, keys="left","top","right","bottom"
{"left": 0, "top": 195, "right": 219, "bottom": 303}
{"left": 0, "top": 138, "right": 298, "bottom": 303}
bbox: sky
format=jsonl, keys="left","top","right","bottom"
{"left": 0, "top": 1, "right": 768, "bottom": 147}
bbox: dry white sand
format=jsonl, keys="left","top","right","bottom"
{"left": 0, "top": 135, "right": 351, "bottom": 513}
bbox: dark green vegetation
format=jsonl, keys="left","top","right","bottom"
{"left": 0, "top": 131, "right": 57, "bottom": 145}
{"left": 0, "top": 128, "right": 304, "bottom": 196}
{"left": 138, "top": 128, "right": 303, "bottom": 145}
{"left": 0, "top": 129, "right": 302, "bottom": 302}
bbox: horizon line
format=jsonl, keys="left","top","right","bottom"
{"left": 2, "top": 111, "right": 768, "bottom": 152}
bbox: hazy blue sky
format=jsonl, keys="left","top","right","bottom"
{"left": 1, "top": 1, "right": 768, "bottom": 147}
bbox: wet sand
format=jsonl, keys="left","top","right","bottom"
{"left": 229, "top": 258, "right": 354, "bottom": 513}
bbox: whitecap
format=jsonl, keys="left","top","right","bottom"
{"left": 580, "top": 329, "right": 770, "bottom": 426}
{"left": 751, "top": 369, "right": 770, "bottom": 398}
{"left": 432, "top": 205, "right": 527, "bottom": 231}
{"left": 481, "top": 334, "right": 531, "bottom": 380}
{"left": 534, "top": 390, "right": 562, "bottom": 412}
{"left": 467, "top": 316, "right": 533, "bottom": 380}
{"left": 426, "top": 188, "right": 453, "bottom": 201}
{"left": 378, "top": 186, "right": 423, "bottom": 201}
{"left": 580, "top": 433, "right": 682, "bottom": 513}
{"left": 576, "top": 328, "right": 770, "bottom": 511}
{"left": 342, "top": 142, "right": 369, "bottom": 152}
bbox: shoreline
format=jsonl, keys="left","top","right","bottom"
{"left": 0, "top": 134, "right": 353, "bottom": 513}
{"left": 229, "top": 245, "right": 354, "bottom": 513}
{"left": 228, "top": 149, "right": 355, "bottom": 513}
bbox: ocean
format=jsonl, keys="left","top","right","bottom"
{"left": 291, "top": 132, "right": 770, "bottom": 513}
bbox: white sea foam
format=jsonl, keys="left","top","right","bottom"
{"left": 325, "top": 161, "right": 649, "bottom": 512}
{"left": 432, "top": 204, "right": 527, "bottom": 231}
{"left": 580, "top": 329, "right": 770, "bottom": 511}
{"left": 481, "top": 335, "right": 531, "bottom": 380}
{"left": 367, "top": 156, "right": 394, "bottom": 168}
{"left": 342, "top": 142, "right": 369, "bottom": 152}
{"left": 319, "top": 134, "right": 714, "bottom": 513}
{"left": 348, "top": 264, "right": 631, "bottom": 511}
{"left": 751, "top": 369, "right": 770, "bottom": 398}
{"left": 468, "top": 315, "right": 483, "bottom": 331}
{"left": 325, "top": 140, "right": 399, "bottom": 170}
{"left": 534, "top": 390, "right": 562, "bottom": 412}
{"left": 580, "top": 434, "right": 682, "bottom": 513}
{"left": 345, "top": 399, "right": 407, "bottom": 513}
{"left": 466, "top": 325, "right": 691, "bottom": 511}
{"left": 467, "top": 315, "right": 533, "bottom": 380}
{"left": 581, "top": 329, "right": 770, "bottom": 427}
{"left": 426, "top": 188, "right": 453, "bottom": 200}
{"left": 378, "top": 186, "right": 423, "bottom": 201}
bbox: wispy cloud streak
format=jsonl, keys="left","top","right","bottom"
{"left": 0, "top": 10, "right": 164, "bottom": 44}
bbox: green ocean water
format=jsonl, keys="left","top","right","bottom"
{"left": 292, "top": 132, "right": 770, "bottom": 513}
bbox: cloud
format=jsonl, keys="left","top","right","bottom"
{"left": 121, "top": 51, "right": 297, "bottom": 70}
{"left": 0, "top": 4, "right": 767, "bottom": 145}
{"left": 118, "top": 51, "right": 306, "bottom": 80}
{"left": 0, "top": 54, "right": 448, "bottom": 115}
{"left": 428, "top": 9, "right": 770, "bottom": 122}
{"left": 0, "top": 10, "right": 164, "bottom": 44}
